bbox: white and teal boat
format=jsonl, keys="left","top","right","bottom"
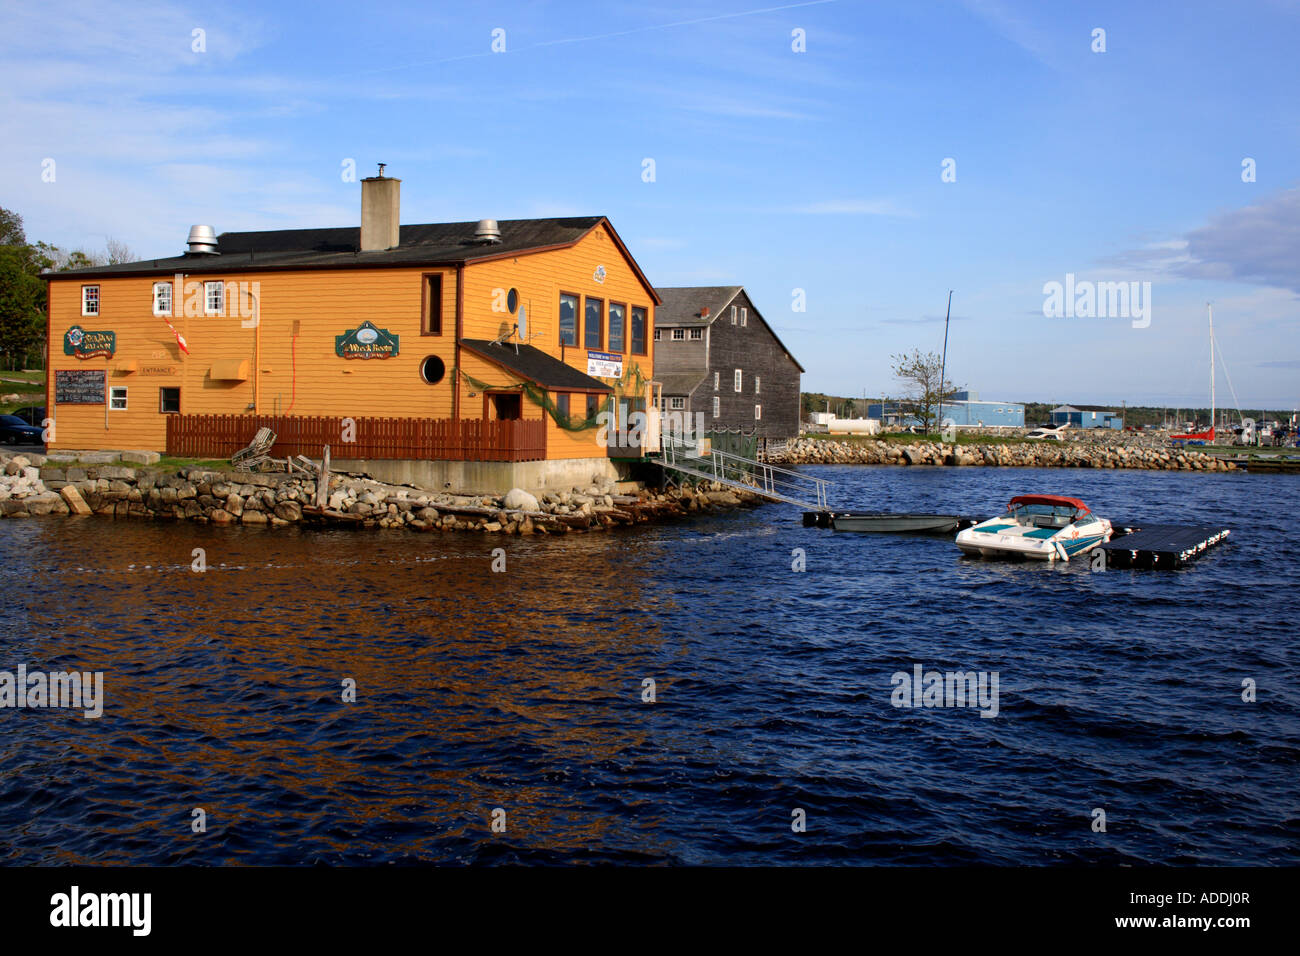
{"left": 956, "top": 495, "right": 1112, "bottom": 562}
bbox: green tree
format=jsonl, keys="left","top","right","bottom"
{"left": 891, "top": 348, "right": 959, "bottom": 434}
{"left": 0, "top": 245, "right": 45, "bottom": 369}
{"left": 0, "top": 208, "right": 26, "bottom": 247}
{"left": 0, "top": 208, "right": 47, "bottom": 369}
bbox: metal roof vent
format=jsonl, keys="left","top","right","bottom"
{"left": 186, "top": 224, "right": 219, "bottom": 255}
{"left": 473, "top": 219, "right": 501, "bottom": 244}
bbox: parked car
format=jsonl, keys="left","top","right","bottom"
{"left": 1025, "top": 425, "right": 1066, "bottom": 441}
{"left": 10, "top": 405, "right": 45, "bottom": 427}
{"left": 0, "top": 414, "right": 43, "bottom": 445}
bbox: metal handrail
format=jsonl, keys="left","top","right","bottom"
{"left": 657, "top": 435, "right": 831, "bottom": 510}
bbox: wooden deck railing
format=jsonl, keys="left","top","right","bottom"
{"left": 166, "top": 414, "right": 547, "bottom": 463}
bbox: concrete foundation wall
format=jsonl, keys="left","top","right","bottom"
{"left": 333, "top": 456, "right": 629, "bottom": 495}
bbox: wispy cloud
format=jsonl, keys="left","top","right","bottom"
{"left": 1103, "top": 188, "right": 1300, "bottom": 294}
{"left": 957, "top": 0, "right": 1064, "bottom": 70}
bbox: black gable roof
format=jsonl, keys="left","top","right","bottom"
{"left": 53, "top": 217, "right": 604, "bottom": 277}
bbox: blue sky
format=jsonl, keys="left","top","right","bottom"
{"left": 3, "top": 0, "right": 1298, "bottom": 408}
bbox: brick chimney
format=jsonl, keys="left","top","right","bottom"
{"left": 360, "top": 166, "right": 400, "bottom": 251}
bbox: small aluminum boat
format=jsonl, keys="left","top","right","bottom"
{"left": 831, "top": 513, "right": 966, "bottom": 534}
{"left": 956, "top": 494, "right": 1111, "bottom": 561}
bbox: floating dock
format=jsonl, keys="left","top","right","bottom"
{"left": 1097, "top": 524, "right": 1230, "bottom": 569}
{"left": 802, "top": 511, "right": 981, "bottom": 532}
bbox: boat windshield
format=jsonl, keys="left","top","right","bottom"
{"left": 1005, "top": 503, "right": 1079, "bottom": 527}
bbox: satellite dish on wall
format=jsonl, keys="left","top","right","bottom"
{"left": 518, "top": 304, "right": 527, "bottom": 339}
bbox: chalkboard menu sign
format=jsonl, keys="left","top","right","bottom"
{"left": 55, "top": 369, "right": 106, "bottom": 405}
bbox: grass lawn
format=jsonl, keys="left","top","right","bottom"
{"left": 0, "top": 371, "right": 45, "bottom": 417}
{"left": 0, "top": 370, "right": 47, "bottom": 385}
{"left": 146, "top": 456, "right": 242, "bottom": 472}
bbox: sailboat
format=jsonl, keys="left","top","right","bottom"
{"left": 1172, "top": 304, "right": 1217, "bottom": 444}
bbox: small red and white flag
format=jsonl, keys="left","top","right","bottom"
{"left": 163, "top": 315, "right": 189, "bottom": 355}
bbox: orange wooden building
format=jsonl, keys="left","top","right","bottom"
{"left": 45, "top": 173, "right": 662, "bottom": 491}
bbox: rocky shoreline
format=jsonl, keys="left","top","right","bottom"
{"left": 770, "top": 436, "right": 1236, "bottom": 471}
{"left": 0, "top": 450, "right": 759, "bottom": 532}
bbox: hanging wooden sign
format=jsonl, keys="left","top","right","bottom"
{"left": 336, "top": 321, "right": 399, "bottom": 359}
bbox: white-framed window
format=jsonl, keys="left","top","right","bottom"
{"left": 109, "top": 386, "right": 128, "bottom": 410}
{"left": 204, "top": 280, "right": 224, "bottom": 315}
{"left": 669, "top": 397, "right": 685, "bottom": 410}
{"left": 755, "top": 404, "right": 762, "bottom": 420}
{"left": 755, "top": 375, "right": 761, "bottom": 394}
{"left": 712, "top": 396, "right": 720, "bottom": 418}
{"left": 81, "top": 285, "right": 99, "bottom": 316}
{"left": 740, "top": 307, "right": 747, "bottom": 326}
{"left": 730, "top": 305, "right": 737, "bottom": 325}
{"left": 671, "top": 328, "right": 685, "bottom": 340}
{"left": 713, "top": 371, "right": 720, "bottom": 390}
{"left": 653, "top": 328, "right": 662, "bottom": 340}
{"left": 153, "top": 282, "right": 172, "bottom": 315}
{"left": 689, "top": 328, "right": 703, "bottom": 340}
{"left": 733, "top": 369, "right": 742, "bottom": 392}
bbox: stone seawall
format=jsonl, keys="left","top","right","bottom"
{"left": 0, "top": 451, "right": 758, "bottom": 533}
{"left": 771, "top": 437, "right": 1235, "bottom": 471}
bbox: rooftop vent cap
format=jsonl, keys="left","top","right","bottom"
{"left": 186, "top": 224, "right": 219, "bottom": 255}
{"left": 474, "top": 219, "right": 502, "bottom": 244}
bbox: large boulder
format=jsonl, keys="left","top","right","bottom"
{"left": 60, "top": 485, "right": 93, "bottom": 515}
{"left": 120, "top": 450, "right": 161, "bottom": 465}
{"left": 503, "top": 487, "right": 539, "bottom": 512}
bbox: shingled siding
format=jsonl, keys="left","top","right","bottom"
{"left": 708, "top": 292, "right": 801, "bottom": 438}
{"left": 654, "top": 290, "right": 801, "bottom": 439}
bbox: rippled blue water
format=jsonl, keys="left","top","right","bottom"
{"left": 1, "top": 465, "right": 1297, "bottom": 865}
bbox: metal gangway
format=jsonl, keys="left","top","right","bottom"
{"left": 653, "top": 435, "right": 831, "bottom": 511}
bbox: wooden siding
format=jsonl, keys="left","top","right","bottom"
{"left": 460, "top": 224, "right": 655, "bottom": 376}
{"left": 667, "top": 290, "right": 802, "bottom": 439}
{"left": 45, "top": 221, "right": 658, "bottom": 461}
{"left": 166, "top": 413, "right": 545, "bottom": 462}
{"left": 46, "top": 268, "right": 459, "bottom": 452}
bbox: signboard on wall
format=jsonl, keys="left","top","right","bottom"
{"left": 54, "top": 369, "right": 106, "bottom": 404}
{"left": 63, "top": 326, "right": 116, "bottom": 359}
{"left": 336, "top": 321, "right": 399, "bottom": 359}
{"left": 587, "top": 350, "right": 623, "bottom": 378}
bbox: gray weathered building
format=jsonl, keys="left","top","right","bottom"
{"left": 653, "top": 287, "right": 804, "bottom": 439}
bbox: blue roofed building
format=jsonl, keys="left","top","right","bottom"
{"left": 1050, "top": 404, "right": 1123, "bottom": 429}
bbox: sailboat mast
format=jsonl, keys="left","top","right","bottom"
{"left": 938, "top": 290, "right": 952, "bottom": 435}
{"left": 1208, "top": 303, "right": 1215, "bottom": 432}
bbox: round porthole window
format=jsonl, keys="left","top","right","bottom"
{"left": 420, "top": 355, "right": 446, "bottom": 385}
{"left": 507, "top": 288, "right": 519, "bottom": 314}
